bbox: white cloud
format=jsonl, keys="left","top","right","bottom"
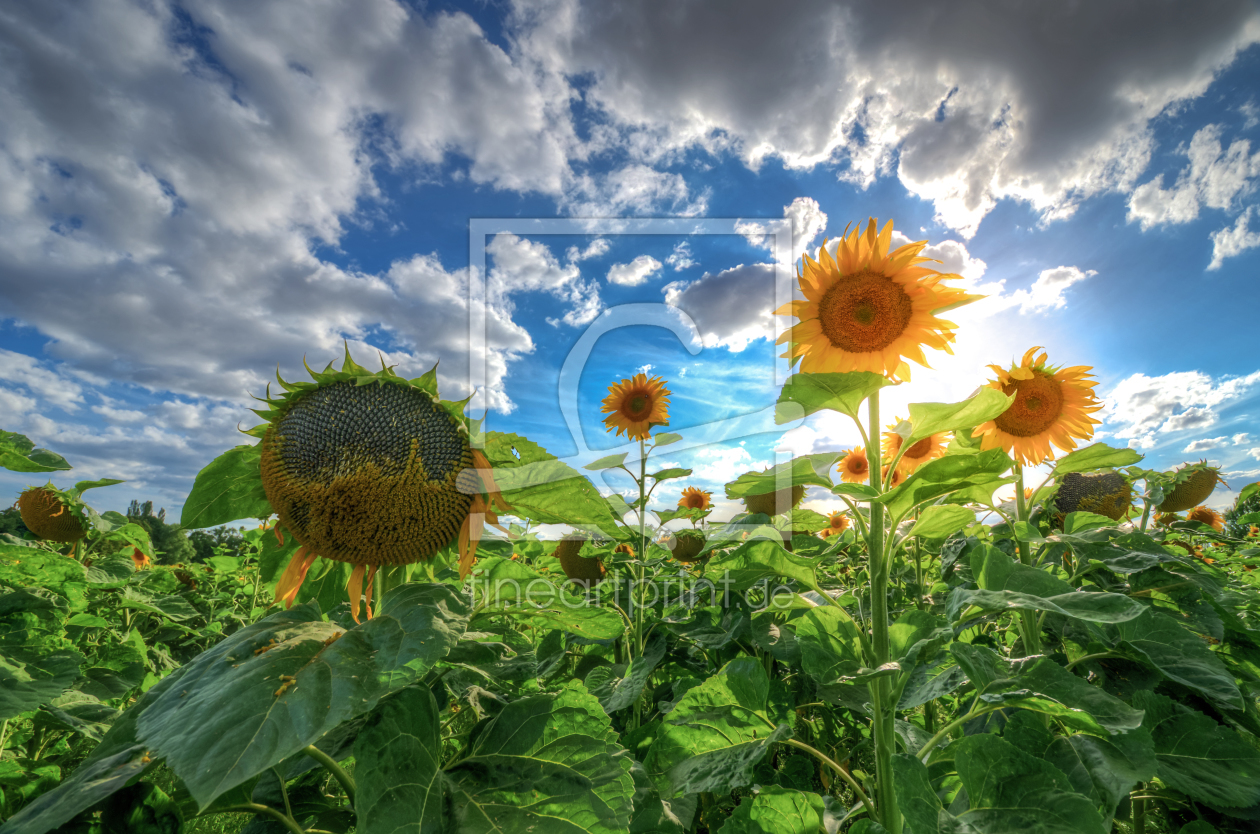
{"left": 488, "top": 233, "right": 603, "bottom": 327}
{"left": 0, "top": 350, "right": 85, "bottom": 412}
{"left": 999, "top": 266, "right": 1097, "bottom": 313}
{"left": 566, "top": 238, "right": 611, "bottom": 262}
{"left": 663, "top": 263, "right": 775, "bottom": 352}
{"left": 1233, "top": 432, "right": 1251, "bottom": 444}
{"left": 607, "top": 254, "right": 663, "bottom": 286}
{"left": 1127, "top": 124, "right": 1260, "bottom": 229}
{"left": 1103, "top": 368, "right": 1260, "bottom": 449}
{"left": 665, "top": 241, "right": 697, "bottom": 271}
{"left": 91, "top": 404, "right": 147, "bottom": 424}
{"left": 1208, "top": 205, "right": 1260, "bottom": 269}
{"left": 1184, "top": 436, "right": 1227, "bottom": 453}
{"left": 1249, "top": 448, "right": 1260, "bottom": 461}
{"left": 739, "top": 197, "right": 828, "bottom": 264}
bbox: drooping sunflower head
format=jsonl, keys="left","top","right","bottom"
{"left": 555, "top": 534, "right": 604, "bottom": 588}
{"left": 17, "top": 485, "right": 88, "bottom": 544}
{"left": 837, "top": 447, "right": 870, "bottom": 484}
{"left": 613, "top": 542, "right": 636, "bottom": 558}
{"left": 1186, "top": 505, "right": 1225, "bottom": 531}
{"left": 1158, "top": 462, "right": 1227, "bottom": 513}
{"left": 819, "top": 512, "right": 850, "bottom": 538}
{"left": 130, "top": 547, "right": 151, "bottom": 571}
{"left": 669, "top": 529, "right": 707, "bottom": 562}
{"left": 1054, "top": 471, "right": 1133, "bottom": 522}
{"left": 882, "top": 417, "right": 949, "bottom": 474}
{"left": 601, "top": 373, "right": 671, "bottom": 440}
{"left": 742, "top": 485, "right": 806, "bottom": 517}
{"left": 775, "top": 218, "right": 981, "bottom": 381}
{"left": 971, "top": 346, "right": 1103, "bottom": 466}
{"left": 253, "top": 347, "right": 507, "bottom": 618}
{"left": 678, "top": 486, "right": 712, "bottom": 511}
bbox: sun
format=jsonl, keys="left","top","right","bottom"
{"left": 775, "top": 218, "right": 981, "bottom": 381}
{"left": 972, "top": 346, "right": 1102, "bottom": 466}
{"left": 601, "top": 373, "right": 671, "bottom": 440}
{"left": 837, "top": 447, "right": 870, "bottom": 483}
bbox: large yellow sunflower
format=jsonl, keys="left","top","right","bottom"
{"left": 971, "top": 346, "right": 1102, "bottom": 466}
{"left": 678, "top": 486, "right": 712, "bottom": 510}
{"left": 775, "top": 218, "right": 980, "bottom": 381}
{"left": 882, "top": 417, "right": 949, "bottom": 474}
{"left": 837, "top": 446, "right": 870, "bottom": 483}
{"left": 601, "top": 373, "right": 671, "bottom": 440}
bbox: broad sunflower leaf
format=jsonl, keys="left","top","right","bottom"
{"left": 907, "top": 504, "right": 976, "bottom": 540}
{"left": 702, "top": 538, "right": 820, "bottom": 592}
{"left": 597, "top": 630, "right": 668, "bottom": 713}
{"left": 645, "top": 657, "right": 791, "bottom": 796}
{"left": 0, "top": 544, "right": 89, "bottom": 610}
{"left": 352, "top": 685, "right": 446, "bottom": 834}
{"left": 585, "top": 452, "right": 628, "bottom": 471}
{"left": 950, "top": 733, "right": 1108, "bottom": 834}
{"left": 892, "top": 753, "right": 959, "bottom": 834}
{"left": 724, "top": 454, "right": 840, "bottom": 499}
{"left": 0, "top": 589, "right": 86, "bottom": 721}
{"left": 653, "top": 432, "right": 684, "bottom": 447}
{"left": 79, "top": 627, "right": 147, "bottom": 701}
{"left": 1133, "top": 690, "right": 1260, "bottom": 809}
{"left": 875, "top": 448, "right": 1012, "bottom": 519}
{"left": 442, "top": 682, "right": 636, "bottom": 834}
{"left": 774, "top": 371, "right": 891, "bottom": 422}
{"left": 1042, "top": 731, "right": 1156, "bottom": 826}
{"left": 718, "top": 786, "right": 828, "bottom": 834}
{"left": 948, "top": 587, "right": 1144, "bottom": 625}
{"left": 134, "top": 583, "right": 471, "bottom": 807}
{"left": 951, "top": 644, "right": 1144, "bottom": 735}
{"left": 794, "top": 606, "right": 866, "bottom": 683}
{"left": 180, "top": 443, "right": 273, "bottom": 529}
{"left": 905, "top": 388, "right": 1014, "bottom": 445}
{"left": 484, "top": 432, "right": 625, "bottom": 540}
{"left": 0, "top": 430, "right": 71, "bottom": 473}
{"left": 472, "top": 557, "right": 626, "bottom": 641}
{"left": 1116, "top": 608, "right": 1243, "bottom": 712}
{"left": 1052, "top": 443, "right": 1143, "bottom": 474}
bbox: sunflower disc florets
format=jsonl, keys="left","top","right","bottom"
{"left": 1158, "top": 462, "right": 1226, "bottom": 514}
{"left": 17, "top": 486, "right": 88, "bottom": 543}
{"left": 1054, "top": 471, "right": 1132, "bottom": 522}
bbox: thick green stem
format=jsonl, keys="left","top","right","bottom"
{"left": 0, "top": 719, "right": 8, "bottom": 755}
{"left": 1012, "top": 464, "right": 1042, "bottom": 656}
{"left": 783, "top": 738, "right": 876, "bottom": 820}
{"left": 218, "top": 804, "right": 306, "bottom": 834}
{"left": 864, "top": 390, "right": 900, "bottom": 834}
{"left": 302, "top": 745, "right": 356, "bottom": 808}
{"left": 1139, "top": 497, "right": 1153, "bottom": 533}
{"left": 1132, "top": 790, "right": 1147, "bottom": 834}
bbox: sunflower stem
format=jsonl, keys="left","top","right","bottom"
{"left": 1013, "top": 463, "right": 1043, "bottom": 658}
{"left": 865, "top": 388, "right": 899, "bottom": 834}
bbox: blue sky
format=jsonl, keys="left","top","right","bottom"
{"left": 1, "top": 0, "right": 1260, "bottom": 524}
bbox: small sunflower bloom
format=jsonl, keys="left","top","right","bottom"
{"left": 882, "top": 417, "right": 948, "bottom": 474}
{"left": 819, "top": 512, "right": 850, "bottom": 538}
{"left": 882, "top": 465, "right": 905, "bottom": 489}
{"left": 678, "top": 486, "right": 712, "bottom": 511}
{"left": 837, "top": 447, "right": 870, "bottom": 483}
{"left": 775, "top": 218, "right": 981, "bottom": 381}
{"left": 601, "top": 374, "right": 671, "bottom": 440}
{"left": 1187, "top": 506, "right": 1225, "bottom": 531}
{"left": 972, "top": 346, "right": 1103, "bottom": 466}
{"left": 1248, "top": 525, "right": 1259, "bottom": 538}
{"left": 130, "top": 548, "right": 151, "bottom": 571}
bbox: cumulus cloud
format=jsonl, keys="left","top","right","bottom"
{"left": 1208, "top": 205, "right": 1260, "bottom": 269}
{"left": 993, "top": 266, "right": 1097, "bottom": 314}
{"left": 566, "top": 238, "right": 611, "bottom": 262}
{"left": 663, "top": 263, "right": 776, "bottom": 352}
{"left": 738, "top": 197, "right": 828, "bottom": 264}
{"left": 607, "top": 254, "right": 663, "bottom": 286}
{"left": 665, "top": 241, "right": 697, "bottom": 271}
{"left": 1103, "top": 368, "right": 1260, "bottom": 449}
{"left": 1127, "top": 124, "right": 1260, "bottom": 229}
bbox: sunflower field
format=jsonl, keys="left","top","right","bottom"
{"left": 3, "top": 219, "right": 1260, "bottom": 834}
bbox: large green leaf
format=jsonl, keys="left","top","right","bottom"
{"left": 1133, "top": 691, "right": 1260, "bottom": 809}
{"left": 1043, "top": 731, "right": 1156, "bottom": 826}
{"left": 702, "top": 539, "right": 820, "bottom": 593}
{"left": 904, "top": 388, "right": 1013, "bottom": 445}
{"left": 794, "top": 606, "right": 866, "bottom": 683}
{"left": 135, "top": 583, "right": 471, "bottom": 807}
{"left": 352, "top": 684, "right": 447, "bottom": 834}
{"left": 1052, "top": 443, "right": 1143, "bottom": 474}
{"left": 0, "top": 545, "right": 88, "bottom": 610}
{"left": 180, "top": 444, "right": 272, "bottom": 529}
{"left": 443, "top": 681, "right": 635, "bottom": 834}
{"left": 718, "top": 787, "right": 828, "bottom": 834}
{"left": 597, "top": 631, "right": 667, "bottom": 713}
{"left": 971, "top": 541, "right": 1071, "bottom": 597}
{"left": 908, "top": 505, "right": 976, "bottom": 540}
{"left": 645, "top": 657, "right": 790, "bottom": 797}
{"left": 948, "top": 588, "right": 1144, "bottom": 625}
{"left": 483, "top": 432, "right": 624, "bottom": 539}
{"left": 1116, "top": 609, "right": 1243, "bottom": 711}
{"left": 774, "top": 372, "right": 890, "bottom": 422}
{"left": 0, "top": 430, "right": 71, "bottom": 473}
{"left": 0, "top": 589, "right": 85, "bottom": 721}
{"left": 472, "top": 557, "right": 626, "bottom": 641}
{"left": 952, "top": 644, "right": 1144, "bottom": 735}
{"left": 79, "top": 627, "right": 147, "bottom": 701}
{"left": 951, "top": 733, "right": 1108, "bottom": 833}
{"left": 724, "top": 454, "right": 840, "bottom": 499}
{"left": 892, "top": 753, "right": 954, "bottom": 834}
{"left": 875, "top": 448, "right": 1012, "bottom": 519}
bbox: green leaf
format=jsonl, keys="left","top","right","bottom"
{"left": 118, "top": 587, "right": 199, "bottom": 622}
{"left": 794, "top": 606, "right": 866, "bottom": 683}
{"left": 653, "top": 432, "right": 683, "bottom": 447}
{"left": 645, "top": 657, "right": 789, "bottom": 796}
{"left": 483, "top": 432, "right": 624, "bottom": 540}
{"left": 875, "top": 448, "right": 1013, "bottom": 519}
{"left": 71, "top": 477, "right": 125, "bottom": 496}
{"left": 1133, "top": 691, "right": 1260, "bottom": 809}
{"left": 180, "top": 444, "right": 272, "bottom": 529}
{"left": 135, "top": 583, "right": 472, "bottom": 807}
{"left": 774, "top": 371, "right": 891, "bottom": 422}
{"left": 0, "top": 544, "right": 89, "bottom": 610}
{"left": 718, "top": 787, "right": 828, "bottom": 834}
{"left": 598, "top": 631, "right": 667, "bottom": 713}
{"left": 892, "top": 754, "right": 949, "bottom": 834}
{"left": 353, "top": 684, "right": 446, "bottom": 834}
{"left": 39, "top": 691, "right": 122, "bottom": 742}
{"left": 650, "top": 467, "right": 692, "bottom": 481}
{"left": 971, "top": 541, "right": 1072, "bottom": 597}
{"left": 584, "top": 452, "right": 628, "bottom": 471}
{"left": 702, "top": 539, "right": 819, "bottom": 592}
{"left": 1116, "top": 609, "right": 1244, "bottom": 712}
{"left": 1063, "top": 511, "right": 1117, "bottom": 533}
{"left": 948, "top": 587, "right": 1145, "bottom": 625}
{"left": 1053, "top": 443, "right": 1143, "bottom": 474}
{"left": 907, "top": 505, "right": 976, "bottom": 540}
{"left": 905, "top": 387, "right": 1013, "bottom": 444}
{"left": 1238, "top": 481, "right": 1260, "bottom": 506}
{"left": 1042, "top": 731, "right": 1156, "bottom": 826}
{"left": 443, "top": 681, "right": 635, "bottom": 834}
{"left": 951, "top": 733, "right": 1108, "bottom": 833}
{"left": 0, "top": 589, "right": 86, "bottom": 721}
{"left": 473, "top": 558, "right": 626, "bottom": 641}
{"left": 79, "top": 627, "right": 147, "bottom": 700}
{"left": 0, "top": 430, "right": 71, "bottom": 473}
{"left": 724, "top": 454, "right": 839, "bottom": 499}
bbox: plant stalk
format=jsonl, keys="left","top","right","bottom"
{"left": 783, "top": 738, "right": 876, "bottom": 820}
{"left": 302, "top": 745, "right": 356, "bottom": 808}
{"left": 1012, "top": 463, "right": 1042, "bottom": 656}
{"left": 219, "top": 803, "right": 306, "bottom": 834}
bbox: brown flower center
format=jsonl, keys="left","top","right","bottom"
{"left": 995, "top": 371, "right": 1064, "bottom": 438}
{"left": 905, "top": 437, "right": 933, "bottom": 458}
{"left": 844, "top": 454, "right": 869, "bottom": 475}
{"left": 623, "top": 393, "right": 652, "bottom": 421}
{"left": 817, "top": 270, "right": 914, "bottom": 353}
